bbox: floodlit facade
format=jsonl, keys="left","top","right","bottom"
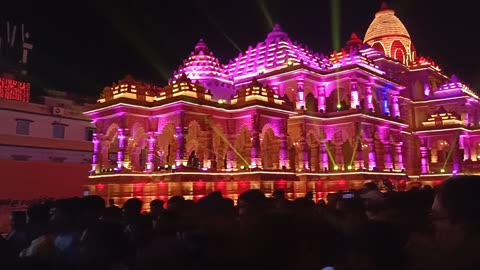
{"left": 85, "top": 4, "right": 480, "bottom": 204}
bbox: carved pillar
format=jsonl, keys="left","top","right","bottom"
{"left": 460, "top": 136, "right": 471, "bottom": 161}
{"left": 367, "top": 140, "right": 377, "bottom": 170}
{"left": 279, "top": 134, "right": 289, "bottom": 169}
{"left": 117, "top": 128, "right": 128, "bottom": 169}
{"left": 298, "top": 136, "right": 309, "bottom": 171}
{"left": 250, "top": 131, "right": 261, "bottom": 168}
{"left": 101, "top": 141, "right": 111, "bottom": 167}
{"left": 392, "top": 95, "right": 400, "bottom": 118}
{"left": 382, "top": 90, "right": 390, "bottom": 115}
{"left": 203, "top": 130, "right": 213, "bottom": 168}
{"left": 226, "top": 149, "right": 235, "bottom": 169}
{"left": 420, "top": 146, "right": 429, "bottom": 174}
{"left": 296, "top": 78, "right": 305, "bottom": 110}
{"left": 146, "top": 131, "right": 156, "bottom": 172}
{"left": 366, "top": 85, "right": 374, "bottom": 112}
{"left": 92, "top": 133, "right": 101, "bottom": 172}
{"left": 453, "top": 138, "right": 461, "bottom": 174}
{"left": 394, "top": 142, "right": 404, "bottom": 170}
{"left": 175, "top": 126, "right": 186, "bottom": 167}
{"left": 350, "top": 81, "right": 359, "bottom": 109}
{"left": 319, "top": 141, "right": 329, "bottom": 171}
{"left": 334, "top": 143, "right": 344, "bottom": 170}
{"left": 353, "top": 142, "right": 363, "bottom": 170}
{"left": 383, "top": 142, "right": 393, "bottom": 170}
{"left": 317, "top": 84, "right": 326, "bottom": 113}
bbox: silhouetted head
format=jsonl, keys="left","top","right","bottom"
{"left": 149, "top": 199, "right": 164, "bottom": 217}
{"left": 122, "top": 198, "right": 143, "bottom": 222}
{"left": 10, "top": 211, "right": 27, "bottom": 230}
{"left": 238, "top": 189, "right": 266, "bottom": 216}
{"left": 433, "top": 175, "right": 480, "bottom": 247}
{"left": 167, "top": 196, "right": 185, "bottom": 212}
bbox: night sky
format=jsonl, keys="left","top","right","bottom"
{"left": 2, "top": 0, "right": 479, "bottom": 98}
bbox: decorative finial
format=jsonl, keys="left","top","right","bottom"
{"left": 266, "top": 23, "right": 289, "bottom": 42}
{"left": 450, "top": 74, "right": 459, "bottom": 83}
{"left": 380, "top": 2, "right": 389, "bottom": 10}
{"left": 194, "top": 38, "right": 209, "bottom": 54}
{"left": 272, "top": 23, "right": 282, "bottom": 32}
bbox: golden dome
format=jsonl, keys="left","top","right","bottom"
{"left": 364, "top": 3, "right": 411, "bottom": 44}
{"left": 363, "top": 3, "right": 415, "bottom": 65}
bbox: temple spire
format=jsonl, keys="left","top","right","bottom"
{"left": 194, "top": 38, "right": 209, "bottom": 54}
{"left": 380, "top": 2, "right": 389, "bottom": 10}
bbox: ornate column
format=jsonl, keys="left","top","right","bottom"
{"left": 420, "top": 146, "right": 429, "bottom": 174}
{"left": 101, "top": 140, "right": 111, "bottom": 168}
{"left": 175, "top": 126, "right": 187, "bottom": 167}
{"left": 203, "top": 130, "right": 213, "bottom": 168}
{"left": 350, "top": 81, "right": 360, "bottom": 109}
{"left": 366, "top": 84, "right": 374, "bottom": 112}
{"left": 453, "top": 138, "right": 461, "bottom": 174}
{"left": 319, "top": 141, "right": 329, "bottom": 171}
{"left": 91, "top": 133, "right": 101, "bottom": 172}
{"left": 367, "top": 140, "right": 377, "bottom": 170}
{"left": 296, "top": 78, "right": 305, "bottom": 110}
{"left": 117, "top": 128, "right": 129, "bottom": 169}
{"left": 392, "top": 95, "right": 400, "bottom": 118}
{"left": 297, "top": 136, "right": 309, "bottom": 171}
{"left": 334, "top": 143, "right": 344, "bottom": 170}
{"left": 250, "top": 131, "right": 261, "bottom": 168}
{"left": 279, "top": 134, "right": 289, "bottom": 169}
{"left": 317, "top": 84, "right": 326, "bottom": 113}
{"left": 460, "top": 136, "right": 471, "bottom": 161}
{"left": 382, "top": 90, "right": 390, "bottom": 115}
{"left": 353, "top": 142, "right": 363, "bottom": 170}
{"left": 394, "top": 142, "right": 404, "bottom": 170}
{"left": 383, "top": 142, "right": 393, "bottom": 170}
{"left": 146, "top": 131, "right": 156, "bottom": 172}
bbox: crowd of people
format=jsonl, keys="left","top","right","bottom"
{"left": 1, "top": 175, "right": 480, "bottom": 270}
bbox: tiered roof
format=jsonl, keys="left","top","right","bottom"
{"left": 422, "top": 106, "right": 462, "bottom": 127}
{"left": 225, "top": 24, "right": 325, "bottom": 81}
{"left": 433, "top": 75, "right": 479, "bottom": 99}
{"left": 99, "top": 75, "right": 160, "bottom": 103}
{"left": 158, "top": 73, "right": 211, "bottom": 101}
{"left": 231, "top": 78, "right": 283, "bottom": 105}
{"left": 173, "top": 39, "right": 232, "bottom": 84}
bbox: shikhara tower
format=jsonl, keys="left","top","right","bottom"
{"left": 84, "top": 3, "right": 480, "bottom": 205}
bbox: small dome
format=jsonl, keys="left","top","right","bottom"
{"left": 172, "top": 39, "right": 232, "bottom": 83}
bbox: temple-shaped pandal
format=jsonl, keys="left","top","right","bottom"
{"left": 85, "top": 3, "right": 480, "bottom": 205}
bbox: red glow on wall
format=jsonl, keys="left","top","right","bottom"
{"left": 193, "top": 180, "right": 206, "bottom": 195}
{"left": 316, "top": 192, "right": 325, "bottom": 201}
{"left": 215, "top": 181, "right": 226, "bottom": 195}
{"left": 336, "top": 180, "right": 347, "bottom": 191}
{"left": 157, "top": 181, "right": 168, "bottom": 196}
{"left": 315, "top": 181, "right": 325, "bottom": 192}
{"left": 237, "top": 180, "right": 250, "bottom": 194}
{"left": 133, "top": 183, "right": 145, "bottom": 198}
{"left": 0, "top": 77, "right": 30, "bottom": 102}
{"left": 397, "top": 180, "right": 407, "bottom": 191}
{"left": 433, "top": 180, "right": 443, "bottom": 187}
{"left": 274, "top": 179, "right": 287, "bottom": 191}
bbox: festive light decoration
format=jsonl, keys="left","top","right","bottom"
{"left": 0, "top": 77, "right": 30, "bottom": 102}
{"left": 84, "top": 3, "right": 480, "bottom": 203}
{"left": 364, "top": 2, "right": 416, "bottom": 65}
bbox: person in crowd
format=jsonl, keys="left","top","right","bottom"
{"left": 148, "top": 199, "right": 164, "bottom": 229}
{"left": 6, "top": 210, "right": 28, "bottom": 255}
